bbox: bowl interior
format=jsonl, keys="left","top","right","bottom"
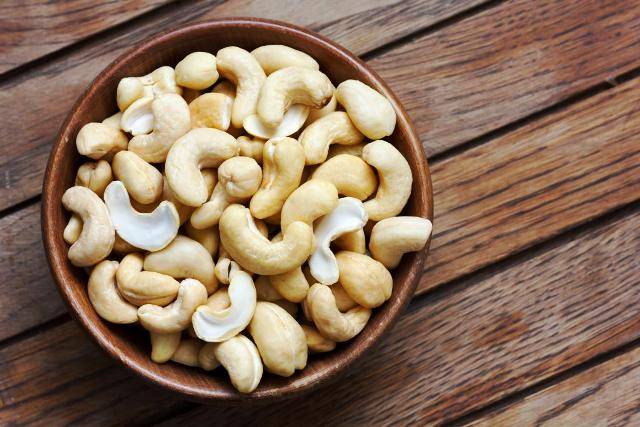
{"left": 42, "top": 18, "right": 433, "bottom": 402}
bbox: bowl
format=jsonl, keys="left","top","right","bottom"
{"left": 41, "top": 18, "right": 434, "bottom": 402}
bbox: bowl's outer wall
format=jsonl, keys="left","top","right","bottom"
{"left": 42, "top": 18, "right": 433, "bottom": 402}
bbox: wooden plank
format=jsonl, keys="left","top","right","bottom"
{"left": 467, "top": 345, "right": 640, "bottom": 426}
{"left": 0, "top": 0, "right": 483, "bottom": 211}
{"left": 0, "top": 0, "right": 171, "bottom": 74}
{"left": 1, "top": 201, "right": 639, "bottom": 425}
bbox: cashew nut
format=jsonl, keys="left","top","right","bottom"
{"left": 175, "top": 52, "right": 219, "bottom": 90}
{"left": 171, "top": 338, "right": 203, "bottom": 367}
{"left": 150, "top": 332, "right": 181, "bottom": 363}
{"left": 189, "top": 93, "right": 232, "bottom": 130}
{"left": 117, "top": 66, "right": 182, "bottom": 111}
{"left": 305, "top": 94, "right": 337, "bottom": 126}
{"left": 138, "top": 279, "right": 208, "bottom": 333}
{"left": 165, "top": 128, "right": 238, "bottom": 206}
{"left": 121, "top": 96, "right": 154, "bottom": 135}
{"left": 243, "top": 104, "right": 310, "bottom": 139}
{"left": 75, "top": 160, "right": 113, "bottom": 197}
{"left": 306, "top": 283, "right": 371, "bottom": 342}
{"left": 190, "top": 182, "right": 241, "bottom": 229}
{"left": 88, "top": 260, "right": 137, "bottom": 324}
{"left": 269, "top": 267, "right": 309, "bottom": 303}
{"left": 212, "top": 80, "right": 236, "bottom": 98}
{"left": 63, "top": 214, "right": 82, "bottom": 245}
{"left": 250, "top": 137, "right": 305, "bottom": 219}
{"left": 115, "top": 253, "right": 179, "bottom": 306}
{"left": 62, "top": 186, "right": 115, "bottom": 267}
{"left": 248, "top": 302, "right": 307, "bottom": 377}
{"left": 237, "top": 135, "right": 265, "bottom": 162}
{"left": 280, "top": 179, "right": 338, "bottom": 231}
{"left": 311, "top": 154, "right": 377, "bottom": 200}
{"left": 218, "top": 156, "right": 263, "bottom": 198}
{"left": 192, "top": 269, "right": 257, "bottom": 342}
{"left": 336, "top": 251, "right": 392, "bottom": 308}
{"left": 219, "top": 204, "right": 313, "bottom": 275}
{"left": 143, "top": 235, "right": 217, "bottom": 294}
{"left": 333, "top": 229, "right": 366, "bottom": 254}
{"left": 302, "top": 324, "right": 336, "bottom": 353}
{"left": 335, "top": 79, "right": 396, "bottom": 139}
{"left": 112, "top": 151, "right": 163, "bottom": 204}
{"left": 214, "top": 257, "right": 241, "bottom": 286}
{"left": 211, "top": 335, "right": 263, "bottom": 393}
{"left": 369, "top": 216, "right": 432, "bottom": 268}
{"left": 251, "top": 45, "right": 319, "bottom": 75}
{"left": 216, "top": 46, "right": 266, "bottom": 128}
{"left": 117, "top": 77, "right": 146, "bottom": 111}
{"left": 184, "top": 222, "right": 219, "bottom": 256}
{"left": 299, "top": 112, "right": 364, "bottom": 165}
{"left": 76, "top": 122, "right": 128, "bottom": 160}
{"left": 104, "top": 181, "right": 179, "bottom": 251}
{"left": 309, "top": 197, "right": 368, "bottom": 285}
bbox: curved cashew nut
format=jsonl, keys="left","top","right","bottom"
{"left": 75, "top": 160, "right": 113, "bottom": 197}
{"left": 251, "top": 45, "right": 319, "bottom": 75}
{"left": 305, "top": 94, "right": 337, "bottom": 126}
{"left": 128, "top": 94, "right": 191, "bottom": 163}
{"left": 116, "top": 253, "right": 179, "bottom": 306}
{"left": 243, "top": 104, "right": 310, "bottom": 139}
{"left": 63, "top": 214, "right": 83, "bottom": 245}
{"left": 104, "top": 181, "right": 179, "bottom": 251}
{"left": 189, "top": 183, "right": 239, "bottom": 229}
{"left": 189, "top": 93, "right": 232, "bottom": 130}
{"left": 299, "top": 112, "right": 364, "bottom": 165}
{"left": 218, "top": 156, "right": 263, "bottom": 198}
{"left": 150, "top": 332, "right": 181, "bottom": 363}
{"left": 138, "top": 278, "right": 208, "bottom": 334}
{"left": 302, "top": 324, "right": 336, "bottom": 353}
{"left": 248, "top": 302, "right": 307, "bottom": 377}
{"left": 336, "top": 251, "right": 392, "bottom": 308}
{"left": 216, "top": 46, "right": 266, "bottom": 128}
{"left": 76, "top": 122, "right": 128, "bottom": 160}
{"left": 333, "top": 229, "right": 366, "bottom": 254}
{"left": 237, "top": 136, "right": 265, "bottom": 163}
{"left": 184, "top": 222, "right": 219, "bottom": 256}
{"left": 88, "top": 260, "right": 137, "bottom": 324}
{"left": 212, "top": 335, "right": 263, "bottom": 393}
{"left": 280, "top": 179, "right": 338, "bottom": 231}
{"left": 256, "top": 67, "right": 333, "bottom": 128}
{"left": 306, "top": 283, "right": 371, "bottom": 342}
{"left": 143, "top": 235, "right": 217, "bottom": 294}
{"left": 311, "top": 154, "right": 377, "bottom": 200}
{"left": 309, "top": 197, "right": 368, "bottom": 285}
{"left": 165, "top": 128, "right": 238, "bottom": 206}
{"left": 369, "top": 216, "right": 433, "bottom": 268}
{"left": 362, "top": 140, "right": 412, "bottom": 221}
{"left": 269, "top": 266, "right": 309, "bottom": 303}
{"left": 112, "top": 151, "right": 163, "bottom": 204}
{"left": 249, "top": 137, "right": 305, "bottom": 219}
{"left": 220, "top": 204, "right": 314, "bottom": 275}
{"left": 171, "top": 338, "right": 203, "bottom": 367}
{"left": 62, "top": 186, "right": 115, "bottom": 267}
{"left": 192, "top": 269, "right": 257, "bottom": 342}
{"left": 175, "top": 52, "right": 219, "bottom": 90}
{"left": 335, "top": 79, "right": 396, "bottom": 139}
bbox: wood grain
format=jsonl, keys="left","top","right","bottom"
{"left": 0, "top": 0, "right": 170, "bottom": 74}
{"left": 2, "top": 203, "right": 639, "bottom": 424}
{"left": 0, "top": 0, "right": 483, "bottom": 211}
{"left": 467, "top": 345, "right": 640, "bottom": 426}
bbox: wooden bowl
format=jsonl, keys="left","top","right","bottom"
{"left": 41, "top": 18, "right": 433, "bottom": 403}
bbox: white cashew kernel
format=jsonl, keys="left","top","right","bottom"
{"left": 212, "top": 335, "right": 263, "bottom": 393}
{"left": 336, "top": 251, "right": 392, "bottom": 308}
{"left": 112, "top": 151, "right": 163, "bottom": 204}
{"left": 369, "top": 216, "right": 433, "bottom": 268}
{"left": 76, "top": 122, "right": 128, "bottom": 160}
{"left": 189, "top": 93, "right": 232, "bottom": 130}
{"left": 150, "top": 332, "right": 181, "bottom": 363}
{"left": 218, "top": 156, "right": 263, "bottom": 198}
{"left": 311, "top": 154, "right": 377, "bottom": 200}
{"left": 243, "top": 104, "right": 310, "bottom": 139}
{"left": 75, "top": 160, "right": 113, "bottom": 197}
{"left": 299, "top": 112, "right": 364, "bottom": 165}
{"left": 175, "top": 52, "right": 219, "bottom": 90}
{"left": 280, "top": 179, "right": 338, "bottom": 231}
{"left": 116, "top": 253, "right": 179, "bottom": 306}
{"left": 237, "top": 135, "right": 265, "bottom": 163}
{"left": 251, "top": 45, "right": 319, "bottom": 75}
{"left": 335, "top": 79, "right": 396, "bottom": 139}
{"left": 171, "top": 338, "right": 203, "bottom": 367}
{"left": 88, "top": 260, "right": 137, "bottom": 324}
{"left": 121, "top": 96, "right": 154, "bottom": 135}
{"left": 184, "top": 222, "right": 219, "bottom": 256}
{"left": 302, "top": 324, "right": 336, "bottom": 353}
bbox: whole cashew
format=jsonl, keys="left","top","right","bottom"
{"left": 76, "top": 122, "right": 128, "bottom": 160}
{"left": 75, "top": 160, "right": 113, "bottom": 197}
{"left": 150, "top": 331, "right": 181, "bottom": 363}
{"left": 250, "top": 137, "right": 305, "bottom": 219}
{"left": 306, "top": 283, "right": 371, "bottom": 342}
{"left": 88, "top": 260, "right": 137, "bottom": 324}
{"left": 218, "top": 156, "right": 263, "bottom": 198}
{"left": 117, "top": 77, "right": 146, "bottom": 111}
{"left": 237, "top": 135, "right": 265, "bottom": 163}
{"left": 333, "top": 229, "right": 366, "bottom": 254}
{"left": 305, "top": 94, "right": 337, "bottom": 126}
{"left": 335, "top": 79, "right": 396, "bottom": 140}
{"left": 369, "top": 216, "right": 433, "bottom": 268}
{"left": 116, "top": 253, "right": 179, "bottom": 306}
{"left": 311, "top": 154, "right": 377, "bottom": 200}
{"left": 63, "top": 214, "right": 82, "bottom": 245}
{"left": 211, "top": 335, "right": 263, "bottom": 393}
{"left": 175, "top": 52, "right": 219, "bottom": 90}
{"left": 165, "top": 128, "right": 238, "bottom": 206}
{"left": 336, "top": 251, "right": 392, "bottom": 308}
{"left": 112, "top": 151, "right": 163, "bottom": 204}
{"left": 362, "top": 140, "right": 412, "bottom": 221}
{"left": 251, "top": 45, "right": 319, "bottom": 75}
{"left": 216, "top": 46, "right": 266, "bottom": 128}
{"left": 189, "top": 93, "right": 232, "bottom": 130}
{"left": 62, "top": 186, "right": 115, "bottom": 267}
{"left": 171, "top": 338, "right": 203, "bottom": 367}
{"left": 143, "top": 235, "right": 217, "bottom": 294}
{"left": 248, "top": 302, "right": 307, "bottom": 377}
{"left": 219, "top": 204, "right": 314, "bottom": 275}
{"left": 302, "top": 324, "right": 336, "bottom": 353}
{"left": 128, "top": 94, "right": 191, "bottom": 163}
{"left": 184, "top": 222, "right": 219, "bottom": 256}
{"left": 138, "top": 278, "right": 208, "bottom": 333}
{"left": 280, "top": 179, "right": 338, "bottom": 231}
{"left": 299, "top": 112, "right": 364, "bottom": 165}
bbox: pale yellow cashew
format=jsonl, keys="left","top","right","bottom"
{"left": 63, "top": 214, "right": 82, "bottom": 245}
{"left": 150, "top": 332, "right": 181, "bottom": 363}
{"left": 299, "top": 112, "right": 364, "bottom": 165}
{"left": 237, "top": 136, "right": 265, "bottom": 163}
{"left": 251, "top": 45, "right": 319, "bottom": 75}
{"left": 75, "top": 160, "right": 113, "bottom": 197}
{"left": 216, "top": 46, "right": 266, "bottom": 128}
{"left": 362, "top": 140, "right": 412, "bottom": 221}
{"left": 62, "top": 186, "right": 115, "bottom": 267}
{"left": 165, "top": 128, "right": 238, "bottom": 206}
{"left": 306, "top": 283, "right": 371, "bottom": 342}
{"left": 335, "top": 79, "right": 396, "bottom": 139}
{"left": 336, "top": 251, "right": 392, "bottom": 308}
{"left": 248, "top": 302, "right": 307, "bottom": 377}
{"left": 311, "top": 154, "right": 377, "bottom": 200}
{"left": 280, "top": 179, "right": 338, "bottom": 231}
{"left": 333, "top": 229, "right": 366, "bottom": 254}
{"left": 206, "top": 288, "right": 231, "bottom": 311}
{"left": 250, "top": 137, "right": 305, "bottom": 219}
{"left": 300, "top": 275, "right": 357, "bottom": 321}
{"left": 76, "top": 122, "right": 128, "bottom": 160}
{"left": 302, "top": 324, "right": 336, "bottom": 353}
{"left": 112, "top": 151, "right": 163, "bottom": 204}
{"left": 369, "top": 216, "right": 433, "bottom": 268}
{"left": 184, "top": 222, "right": 219, "bottom": 256}
{"left": 88, "top": 260, "right": 137, "bottom": 324}
{"left": 171, "top": 338, "right": 203, "bottom": 367}
{"left": 189, "top": 93, "right": 232, "bottom": 130}
{"left": 116, "top": 253, "right": 179, "bottom": 306}
{"left": 138, "top": 278, "right": 208, "bottom": 333}
{"left": 175, "top": 52, "right": 219, "bottom": 90}
{"left": 211, "top": 335, "right": 263, "bottom": 393}
{"left": 117, "top": 77, "right": 146, "bottom": 111}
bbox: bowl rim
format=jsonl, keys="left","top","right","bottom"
{"left": 41, "top": 17, "right": 433, "bottom": 402}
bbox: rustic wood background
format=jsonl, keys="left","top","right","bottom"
{"left": 1, "top": 0, "right": 639, "bottom": 425}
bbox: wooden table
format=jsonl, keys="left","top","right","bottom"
{"left": 1, "top": 0, "right": 639, "bottom": 425}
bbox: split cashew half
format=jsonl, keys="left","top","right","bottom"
{"left": 335, "top": 79, "right": 396, "bottom": 140}
{"left": 175, "top": 52, "right": 219, "bottom": 90}
{"left": 189, "top": 93, "right": 232, "bottom": 130}
{"left": 75, "top": 160, "right": 113, "bottom": 197}
{"left": 76, "top": 122, "right": 128, "bottom": 160}
{"left": 369, "top": 216, "right": 433, "bottom": 268}
{"left": 88, "top": 260, "right": 137, "bottom": 324}
{"left": 251, "top": 45, "right": 319, "bottom": 75}
{"left": 299, "top": 112, "right": 364, "bottom": 165}
{"left": 311, "top": 154, "right": 377, "bottom": 200}
{"left": 116, "top": 253, "right": 179, "bottom": 306}
{"left": 336, "top": 251, "right": 392, "bottom": 308}
{"left": 243, "top": 104, "right": 310, "bottom": 139}
{"left": 112, "top": 151, "right": 163, "bottom": 204}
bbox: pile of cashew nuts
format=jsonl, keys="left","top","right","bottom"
{"left": 62, "top": 45, "right": 433, "bottom": 393}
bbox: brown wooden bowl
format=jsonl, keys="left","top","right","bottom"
{"left": 41, "top": 18, "right": 433, "bottom": 403}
